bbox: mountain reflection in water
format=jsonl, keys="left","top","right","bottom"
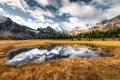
{"left": 6, "top": 45, "right": 101, "bottom": 65}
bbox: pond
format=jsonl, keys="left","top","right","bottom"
{"left": 5, "top": 45, "right": 113, "bottom": 65}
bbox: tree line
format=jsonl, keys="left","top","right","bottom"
{"left": 37, "top": 28, "right": 120, "bottom": 39}
{"left": 1, "top": 28, "right": 120, "bottom": 40}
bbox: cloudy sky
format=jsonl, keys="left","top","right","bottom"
{"left": 0, "top": 0, "right": 120, "bottom": 31}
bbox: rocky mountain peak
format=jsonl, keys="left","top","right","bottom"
{"left": 37, "top": 26, "right": 56, "bottom": 36}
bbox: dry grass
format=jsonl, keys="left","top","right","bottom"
{"left": 0, "top": 40, "right": 120, "bottom": 80}
{"left": 1, "top": 40, "right": 120, "bottom": 47}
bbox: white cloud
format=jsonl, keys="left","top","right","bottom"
{"left": 0, "top": 4, "right": 57, "bottom": 30}
{"left": 0, "top": 9, "right": 49, "bottom": 29}
{"left": 0, "top": 0, "right": 120, "bottom": 31}
{"left": 104, "top": 6, "right": 120, "bottom": 19}
{"left": 0, "top": 0, "right": 29, "bottom": 11}
{"left": 51, "top": 23, "right": 60, "bottom": 28}
{"left": 34, "top": 0, "right": 49, "bottom": 6}
{"left": 0, "top": 0, "right": 54, "bottom": 22}
{"left": 0, "top": 2, "right": 45, "bottom": 29}
{"left": 89, "top": 0, "right": 120, "bottom": 20}
{"left": 59, "top": 0, "right": 120, "bottom": 31}
{"left": 0, "top": 8, "right": 7, "bottom": 15}
{"left": 61, "top": 17, "right": 87, "bottom": 31}
{"left": 91, "top": 0, "right": 120, "bottom": 7}
{"left": 59, "top": 1, "right": 101, "bottom": 19}
{"left": 26, "top": 7, "right": 54, "bottom": 23}
{"left": 5, "top": 14, "right": 40, "bottom": 29}
{"left": 27, "top": 8, "right": 45, "bottom": 23}
{"left": 46, "top": 19, "right": 54, "bottom": 24}
{"left": 44, "top": 11, "right": 55, "bottom": 18}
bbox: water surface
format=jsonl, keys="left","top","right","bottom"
{"left": 5, "top": 45, "right": 111, "bottom": 65}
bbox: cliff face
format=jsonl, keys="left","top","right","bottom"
{"left": 68, "top": 15, "right": 120, "bottom": 35}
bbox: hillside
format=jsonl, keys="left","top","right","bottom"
{"left": 0, "top": 16, "right": 37, "bottom": 39}
{"left": 68, "top": 15, "right": 120, "bottom": 35}
{"left": 89, "top": 15, "right": 120, "bottom": 31}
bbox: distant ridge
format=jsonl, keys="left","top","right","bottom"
{"left": 68, "top": 15, "right": 120, "bottom": 35}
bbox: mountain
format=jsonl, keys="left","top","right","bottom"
{"left": 37, "top": 26, "right": 56, "bottom": 36}
{"left": 0, "top": 16, "right": 60, "bottom": 39}
{"left": 54, "top": 25, "right": 68, "bottom": 34}
{"left": 89, "top": 15, "right": 120, "bottom": 31}
{"left": 68, "top": 26, "right": 82, "bottom": 35}
{"left": 0, "top": 16, "right": 38, "bottom": 39}
{"left": 68, "top": 15, "right": 120, "bottom": 35}
{"left": 55, "top": 26, "right": 63, "bottom": 33}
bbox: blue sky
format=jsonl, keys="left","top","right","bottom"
{"left": 0, "top": 0, "right": 120, "bottom": 31}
